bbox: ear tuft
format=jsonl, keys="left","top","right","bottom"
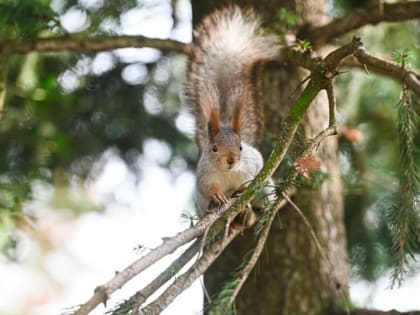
{"left": 231, "top": 85, "right": 247, "bottom": 135}
{"left": 199, "top": 86, "right": 220, "bottom": 140}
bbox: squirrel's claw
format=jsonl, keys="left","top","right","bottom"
{"left": 208, "top": 192, "right": 228, "bottom": 210}
{"left": 211, "top": 192, "right": 228, "bottom": 205}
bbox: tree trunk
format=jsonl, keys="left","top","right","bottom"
{"left": 193, "top": 1, "right": 350, "bottom": 314}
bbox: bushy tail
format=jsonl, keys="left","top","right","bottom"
{"left": 186, "top": 7, "right": 279, "bottom": 149}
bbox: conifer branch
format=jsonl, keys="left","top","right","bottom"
{"left": 137, "top": 226, "right": 244, "bottom": 315}
{"left": 209, "top": 197, "right": 287, "bottom": 314}
{"left": 302, "top": 1, "right": 420, "bottom": 47}
{"left": 69, "top": 39, "right": 361, "bottom": 315}
{"left": 110, "top": 240, "right": 201, "bottom": 315}
{"left": 388, "top": 89, "right": 420, "bottom": 287}
{"left": 71, "top": 210, "right": 226, "bottom": 315}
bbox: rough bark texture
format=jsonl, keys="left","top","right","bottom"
{"left": 196, "top": 1, "right": 350, "bottom": 315}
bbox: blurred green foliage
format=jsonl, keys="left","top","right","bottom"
{"left": 334, "top": 1, "right": 420, "bottom": 280}
{"left": 0, "top": 0, "right": 56, "bottom": 39}
{"left": 0, "top": 0, "right": 195, "bottom": 259}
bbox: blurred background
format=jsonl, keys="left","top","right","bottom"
{"left": 0, "top": 0, "right": 419, "bottom": 314}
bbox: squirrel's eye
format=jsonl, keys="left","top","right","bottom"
{"left": 212, "top": 145, "right": 218, "bottom": 152}
{"left": 240, "top": 145, "right": 242, "bottom": 151}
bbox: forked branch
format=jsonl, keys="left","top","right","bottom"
{"left": 302, "top": 1, "right": 420, "bottom": 47}
{"left": 351, "top": 47, "right": 420, "bottom": 96}
{"left": 110, "top": 240, "right": 201, "bottom": 314}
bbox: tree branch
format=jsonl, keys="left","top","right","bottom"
{"left": 137, "top": 224, "right": 244, "bottom": 315}
{"left": 68, "top": 39, "right": 362, "bottom": 315}
{"left": 281, "top": 41, "right": 420, "bottom": 97}
{"left": 210, "top": 197, "right": 287, "bottom": 314}
{"left": 69, "top": 71, "right": 323, "bottom": 315}
{"left": 71, "top": 209, "right": 225, "bottom": 315}
{"left": 110, "top": 240, "right": 200, "bottom": 315}
{"left": 2, "top": 35, "right": 191, "bottom": 56}
{"left": 302, "top": 1, "right": 420, "bottom": 47}
{"left": 350, "top": 47, "right": 420, "bottom": 96}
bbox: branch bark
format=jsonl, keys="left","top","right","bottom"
{"left": 301, "top": 1, "right": 420, "bottom": 47}
{"left": 66, "top": 39, "right": 360, "bottom": 315}
{"left": 2, "top": 35, "right": 191, "bottom": 56}
{"left": 72, "top": 210, "right": 225, "bottom": 315}
{"left": 137, "top": 223, "right": 244, "bottom": 315}
{"left": 2, "top": 33, "right": 419, "bottom": 98}
{"left": 281, "top": 43, "right": 420, "bottom": 97}
{"left": 66, "top": 37, "right": 417, "bottom": 315}
{"left": 110, "top": 240, "right": 200, "bottom": 315}
{"left": 346, "top": 48, "right": 420, "bottom": 96}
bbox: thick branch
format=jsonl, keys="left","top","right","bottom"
{"left": 302, "top": 1, "right": 420, "bottom": 47}
{"left": 3, "top": 35, "right": 191, "bottom": 56}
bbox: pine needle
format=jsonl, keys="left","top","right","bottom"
{"left": 387, "top": 88, "right": 420, "bottom": 287}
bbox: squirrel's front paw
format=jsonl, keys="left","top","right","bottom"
{"left": 208, "top": 192, "right": 228, "bottom": 210}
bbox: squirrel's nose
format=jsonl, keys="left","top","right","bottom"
{"left": 227, "top": 157, "right": 235, "bottom": 165}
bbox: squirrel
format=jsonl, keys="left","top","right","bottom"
{"left": 185, "top": 7, "right": 279, "bottom": 213}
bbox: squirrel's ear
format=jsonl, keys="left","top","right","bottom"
{"left": 207, "top": 109, "right": 220, "bottom": 142}
{"left": 232, "top": 105, "right": 243, "bottom": 135}
{"left": 200, "top": 86, "right": 220, "bottom": 141}
{"left": 232, "top": 88, "right": 246, "bottom": 135}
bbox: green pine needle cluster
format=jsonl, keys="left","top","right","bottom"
{"left": 391, "top": 49, "right": 416, "bottom": 68}
{"left": 209, "top": 203, "right": 278, "bottom": 314}
{"left": 208, "top": 249, "right": 255, "bottom": 315}
{"left": 387, "top": 89, "right": 420, "bottom": 287}
{"left": 0, "top": 0, "right": 57, "bottom": 39}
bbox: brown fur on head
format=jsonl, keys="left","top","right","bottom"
{"left": 199, "top": 85, "right": 220, "bottom": 142}
{"left": 200, "top": 85, "right": 246, "bottom": 171}
{"left": 209, "top": 127, "right": 242, "bottom": 171}
{"left": 230, "top": 84, "right": 247, "bottom": 135}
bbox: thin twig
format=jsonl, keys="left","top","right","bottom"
{"left": 71, "top": 208, "right": 226, "bottom": 315}
{"left": 326, "top": 80, "right": 337, "bottom": 129}
{"left": 283, "top": 42, "right": 420, "bottom": 97}
{"left": 136, "top": 227, "right": 244, "bottom": 315}
{"left": 304, "top": 125, "right": 338, "bottom": 156}
{"left": 221, "top": 197, "right": 288, "bottom": 312}
{"left": 282, "top": 193, "right": 350, "bottom": 315}
{"left": 69, "top": 38, "right": 363, "bottom": 315}
{"left": 282, "top": 193, "right": 333, "bottom": 278}
{"left": 110, "top": 240, "right": 200, "bottom": 315}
